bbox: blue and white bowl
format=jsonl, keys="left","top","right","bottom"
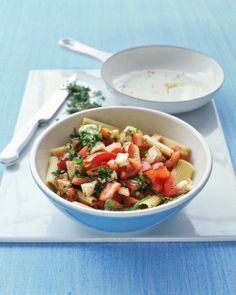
{"left": 30, "top": 107, "right": 212, "bottom": 232}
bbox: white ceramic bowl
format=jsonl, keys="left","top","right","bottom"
{"left": 101, "top": 46, "right": 224, "bottom": 114}
{"left": 30, "top": 107, "right": 212, "bottom": 232}
{"left": 59, "top": 39, "right": 224, "bottom": 114}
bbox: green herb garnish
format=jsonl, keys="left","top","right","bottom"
{"left": 94, "top": 182, "right": 106, "bottom": 198}
{"left": 125, "top": 128, "right": 138, "bottom": 136}
{"left": 78, "top": 131, "right": 102, "bottom": 148}
{"left": 67, "top": 83, "right": 105, "bottom": 114}
{"left": 93, "top": 167, "right": 113, "bottom": 197}
{"left": 73, "top": 156, "right": 83, "bottom": 165}
{"left": 52, "top": 169, "right": 64, "bottom": 176}
{"left": 129, "top": 175, "right": 151, "bottom": 192}
{"left": 97, "top": 166, "right": 113, "bottom": 180}
{"left": 130, "top": 175, "right": 144, "bottom": 184}
{"left": 104, "top": 199, "right": 115, "bottom": 211}
{"left": 74, "top": 171, "right": 84, "bottom": 178}
{"left": 104, "top": 199, "right": 123, "bottom": 211}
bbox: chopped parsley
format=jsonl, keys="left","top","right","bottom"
{"left": 130, "top": 175, "right": 144, "bottom": 184}
{"left": 94, "top": 182, "right": 107, "bottom": 198}
{"left": 104, "top": 199, "right": 122, "bottom": 211}
{"left": 93, "top": 167, "right": 113, "bottom": 197}
{"left": 104, "top": 199, "right": 115, "bottom": 210}
{"left": 68, "top": 148, "right": 76, "bottom": 158}
{"left": 52, "top": 169, "right": 65, "bottom": 176}
{"left": 97, "top": 166, "right": 113, "bottom": 181}
{"left": 80, "top": 131, "right": 102, "bottom": 148}
{"left": 125, "top": 129, "right": 137, "bottom": 136}
{"left": 66, "top": 83, "right": 105, "bottom": 114}
{"left": 129, "top": 175, "right": 151, "bottom": 191}
{"left": 74, "top": 171, "right": 85, "bottom": 178}
{"left": 73, "top": 156, "right": 83, "bottom": 165}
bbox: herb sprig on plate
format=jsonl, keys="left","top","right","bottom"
{"left": 66, "top": 83, "right": 105, "bottom": 114}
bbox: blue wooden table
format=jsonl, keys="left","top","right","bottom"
{"left": 0, "top": 0, "right": 236, "bottom": 294}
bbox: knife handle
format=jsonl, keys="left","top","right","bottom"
{"left": 0, "top": 117, "right": 41, "bottom": 165}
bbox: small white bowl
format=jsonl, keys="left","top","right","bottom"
{"left": 101, "top": 46, "right": 224, "bottom": 114}
{"left": 30, "top": 107, "right": 212, "bottom": 232}
{"left": 59, "top": 39, "right": 224, "bottom": 114}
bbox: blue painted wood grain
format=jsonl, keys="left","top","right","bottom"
{"left": 0, "top": 0, "right": 236, "bottom": 294}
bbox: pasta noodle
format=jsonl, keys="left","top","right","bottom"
{"left": 45, "top": 156, "right": 59, "bottom": 191}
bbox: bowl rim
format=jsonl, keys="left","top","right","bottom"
{"left": 101, "top": 44, "right": 224, "bottom": 104}
{"left": 30, "top": 106, "right": 213, "bottom": 218}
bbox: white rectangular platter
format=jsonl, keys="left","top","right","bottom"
{"left": 0, "top": 69, "right": 236, "bottom": 242}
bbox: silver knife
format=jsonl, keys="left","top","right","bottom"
{"left": 0, "top": 74, "right": 77, "bottom": 166}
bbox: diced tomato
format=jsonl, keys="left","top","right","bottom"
{"left": 180, "top": 151, "right": 189, "bottom": 160}
{"left": 165, "top": 151, "right": 181, "bottom": 170}
{"left": 123, "top": 142, "right": 140, "bottom": 161}
{"left": 78, "top": 146, "right": 89, "bottom": 158}
{"left": 99, "top": 181, "right": 121, "bottom": 201}
{"left": 132, "top": 133, "right": 150, "bottom": 150}
{"left": 104, "top": 198, "right": 123, "bottom": 210}
{"left": 71, "top": 139, "right": 79, "bottom": 148}
{"left": 84, "top": 152, "right": 117, "bottom": 170}
{"left": 156, "top": 167, "right": 171, "bottom": 180}
{"left": 141, "top": 160, "right": 152, "bottom": 172}
{"left": 123, "top": 196, "right": 139, "bottom": 207}
{"left": 92, "top": 200, "right": 105, "bottom": 210}
{"left": 108, "top": 161, "right": 119, "bottom": 171}
{"left": 123, "top": 142, "right": 134, "bottom": 155}
{"left": 65, "top": 187, "right": 76, "bottom": 202}
{"left": 152, "top": 162, "right": 164, "bottom": 170}
{"left": 72, "top": 177, "right": 90, "bottom": 186}
{"left": 101, "top": 127, "right": 110, "bottom": 138}
{"left": 172, "top": 146, "right": 189, "bottom": 160}
{"left": 152, "top": 182, "right": 163, "bottom": 193}
{"left": 144, "top": 167, "right": 170, "bottom": 194}
{"left": 144, "top": 170, "right": 163, "bottom": 193}
{"left": 57, "top": 160, "right": 67, "bottom": 171}
{"left": 130, "top": 158, "right": 142, "bottom": 170}
{"left": 101, "top": 127, "right": 114, "bottom": 145}
{"left": 120, "top": 159, "right": 142, "bottom": 180}
{"left": 105, "top": 142, "right": 123, "bottom": 154}
{"left": 163, "top": 175, "right": 179, "bottom": 198}
{"left": 144, "top": 169, "right": 158, "bottom": 183}
{"left": 112, "top": 194, "right": 124, "bottom": 204}
{"left": 54, "top": 151, "right": 66, "bottom": 158}
{"left": 126, "top": 181, "right": 142, "bottom": 194}
{"left": 145, "top": 167, "right": 170, "bottom": 182}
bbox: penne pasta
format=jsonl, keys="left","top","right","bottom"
{"left": 143, "top": 135, "right": 173, "bottom": 156}
{"left": 171, "top": 159, "right": 195, "bottom": 184}
{"left": 51, "top": 146, "right": 68, "bottom": 157}
{"left": 135, "top": 195, "right": 163, "bottom": 209}
{"left": 77, "top": 191, "right": 97, "bottom": 206}
{"left": 45, "top": 156, "right": 59, "bottom": 191}
{"left": 81, "top": 117, "right": 119, "bottom": 131}
{"left": 160, "top": 135, "right": 191, "bottom": 156}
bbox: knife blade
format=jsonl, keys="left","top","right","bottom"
{"left": 0, "top": 74, "right": 77, "bottom": 166}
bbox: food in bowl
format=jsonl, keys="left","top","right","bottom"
{"left": 45, "top": 117, "right": 195, "bottom": 211}
{"left": 31, "top": 107, "right": 212, "bottom": 232}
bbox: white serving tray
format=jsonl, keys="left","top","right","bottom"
{"left": 0, "top": 69, "right": 236, "bottom": 242}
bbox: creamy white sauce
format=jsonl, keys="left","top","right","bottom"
{"left": 115, "top": 70, "right": 209, "bottom": 101}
